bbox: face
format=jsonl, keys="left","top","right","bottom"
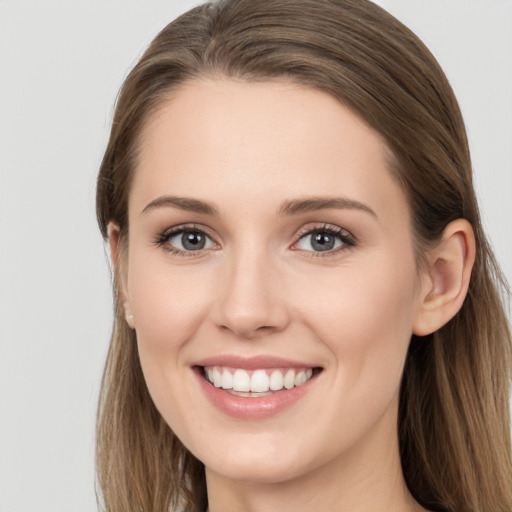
{"left": 119, "top": 79, "right": 426, "bottom": 486}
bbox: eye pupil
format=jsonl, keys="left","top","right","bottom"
{"left": 182, "top": 231, "right": 205, "bottom": 250}
{"left": 311, "top": 231, "right": 335, "bottom": 251}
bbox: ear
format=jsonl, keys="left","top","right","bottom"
{"left": 413, "top": 219, "right": 475, "bottom": 336}
{"left": 107, "top": 222, "right": 135, "bottom": 329}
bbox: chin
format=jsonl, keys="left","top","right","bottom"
{"left": 197, "top": 433, "right": 322, "bottom": 485}
{"left": 205, "top": 456, "right": 307, "bottom": 485}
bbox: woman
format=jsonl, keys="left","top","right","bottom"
{"left": 95, "top": 1, "right": 512, "bottom": 511}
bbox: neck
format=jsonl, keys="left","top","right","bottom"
{"left": 205, "top": 422, "right": 425, "bottom": 512}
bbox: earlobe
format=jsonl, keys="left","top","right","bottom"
{"left": 123, "top": 302, "right": 136, "bottom": 329}
{"left": 413, "top": 219, "right": 475, "bottom": 336}
{"left": 107, "top": 222, "right": 135, "bottom": 330}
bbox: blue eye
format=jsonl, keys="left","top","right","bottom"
{"left": 170, "top": 230, "right": 211, "bottom": 251}
{"left": 296, "top": 227, "right": 354, "bottom": 253}
{"left": 156, "top": 227, "right": 216, "bottom": 253}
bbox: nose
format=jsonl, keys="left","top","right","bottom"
{"left": 213, "top": 247, "right": 290, "bottom": 339}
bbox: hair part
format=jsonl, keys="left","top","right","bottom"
{"left": 96, "top": 1, "right": 512, "bottom": 511}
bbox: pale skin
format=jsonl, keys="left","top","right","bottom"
{"left": 109, "top": 79, "right": 475, "bottom": 512}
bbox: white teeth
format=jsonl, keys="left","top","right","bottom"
{"left": 232, "top": 369, "right": 251, "bottom": 392}
{"left": 294, "top": 370, "right": 305, "bottom": 386}
{"left": 284, "top": 369, "right": 295, "bottom": 390}
{"left": 204, "top": 366, "right": 316, "bottom": 394}
{"left": 213, "top": 367, "right": 222, "bottom": 388}
{"left": 251, "top": 369, "right": 270, "bottom": 392}
{"left": 269, "top": 369, "right": 284, "bottom": 390}
{"left": 221, "top": 369, "right": 233, "bottom": 390}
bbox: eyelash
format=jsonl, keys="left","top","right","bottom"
{"left": 153, "top": 223, "right": 356, "bottom": 258}
{"left": 293, "top": 224, "right": 356, "bottom": 257}
{"left": 153, "top": 224, "right": 217, "bottom": 257}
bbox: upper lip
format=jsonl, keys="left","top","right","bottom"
{"left": 193, "top": 355, "right": 320, "bottom": 370}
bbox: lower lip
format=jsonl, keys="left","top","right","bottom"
{"left": 194, "top": 368, "right": 318, "bottom": 420}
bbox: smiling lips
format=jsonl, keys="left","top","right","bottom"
{"left": 204, "top": 366, "right": 315, "bottom": 396}
{"left": 194, "top": 356, "right": 321, "bottom": 418}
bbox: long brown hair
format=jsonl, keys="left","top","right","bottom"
{"left": 95, "top": 1, "right": 512, "bottom": 511}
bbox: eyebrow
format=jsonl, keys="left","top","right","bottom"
{"left": 141, "top": 196, "right": 219, "bottom": 216}
{"left": 278, "top": 197, "right": 377, "bottom": 218}
{"left": 140, "top": 194, "right": 377, "bottom": 219}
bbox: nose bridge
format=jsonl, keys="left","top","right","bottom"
{"left": 215, "top": 240, "right": 288, "bottom": 338}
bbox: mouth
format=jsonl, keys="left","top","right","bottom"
{"left": 197, "top": 365, "right": 322, "bottom": 397}
{"left": 192, "top": 356, "right": 323, "bottom": 418}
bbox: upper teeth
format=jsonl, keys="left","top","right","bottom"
{"left": 204, "top": 366, "right": 314, "bottom": 393}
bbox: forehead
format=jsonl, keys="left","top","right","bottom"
{"left": 131, "top": 79, "right": 408, "bottom": 223}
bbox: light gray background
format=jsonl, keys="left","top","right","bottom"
{"left": 0, "top": 1, "right": 510, "bottom": 511}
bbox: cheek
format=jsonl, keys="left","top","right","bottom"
{"left": 296, "top": 252, "right": 418, "bottom": 378}
{"left": 286, "top": 254, "right": 419, "bottom": 452}
{"left": 126, "top": 252, "right": 214, "bottom": 359}
{"left": 124, "top": 252, "right": 217, "bottom": 441}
